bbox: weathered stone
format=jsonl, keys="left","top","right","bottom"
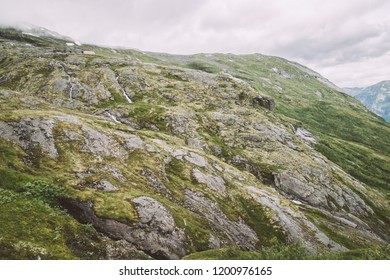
{"left": 245, "top": 186, "right": 345, "bottom": 252}
{"left": 229, "top": 155, "right": 263, "bottom": 181}
{"left": 0, "top": 117, "right": 58, "bottom": 158}
{"left": 295, "top": 127, "right": 317, "bottom": 144}
{"left": 274, "top": 172, "right": 373, "bottom": 216}
{"left": 132, "top": 196, "right": 175, "bottom": 233}
{"left": 211, "top": 145, "right": 223, "bottom": 156}
{"left": 184, "top": 152, "right": 210, "bottom": 169}
{"left": 184, "top": 189, "right": 258, "bottom": 250}
{"left": 274, "top": 173, "right": 328, "bottom": 208}
{"left": 62, "top": 198, "right": 187, "bottom": 259}
{"left": 106, "top": 240, "right": 152, "bottom": 260}
{"left": 87, "top": 180, "right": 119, "bottom": 192}
{"left": 208, "top": 235, "right": 221, "bottom": 249}
{"left": 192, "top": 168, "right": 226, "bottom": 193}
{"left": 80, "top": 126, "right": 127, "bottom": 159}
{"left": 140, "top": 168, "right": 171, "bottom": 195}
{"left": 252, "top": 96, "right": 275, "bottom": 111}
{"left": 115, "top": 131, "right": 144, "bottom": 152}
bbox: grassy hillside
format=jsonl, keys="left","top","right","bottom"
{"left": 134, "top": 52, "right": 390, "bottom": 192}
{"left": 0, "top": 27, "right": 389, "bottom": 259}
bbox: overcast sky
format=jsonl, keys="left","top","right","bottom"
{"left": 1, "top": 0, "right": 389, "bottom": 87}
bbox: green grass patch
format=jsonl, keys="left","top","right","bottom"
{"left": 237, "top": 196, "right": 285, "bottom": 246}
{"left": 186, "top": 61, "right": 220, "bottom": 74}
{"left": 0, "top": 188, "right": 105, "bottom": 259}
{"left": 184, "top": 247, "right": 261, "bottom": 260}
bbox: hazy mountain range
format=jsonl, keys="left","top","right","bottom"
{"left": 344, "top": 81, "right": 390, "bottom": 122}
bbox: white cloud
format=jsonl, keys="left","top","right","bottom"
{"left": 0, "top": 0, "right": 389, "bottom": 87}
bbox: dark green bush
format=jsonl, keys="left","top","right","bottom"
{"left": 21, "top": 180, "right": 64, "bottom": 205}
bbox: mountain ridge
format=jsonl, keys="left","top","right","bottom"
{"left": 344, "top": 81, "right": 390, "bottom": 122}
{"left": 0, "top": 26, "right": 389, "bottom": 260}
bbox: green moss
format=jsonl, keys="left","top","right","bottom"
{"left": 0, "top": 188, "right": 104, "bottom": 259}
{"left": 237, "top": 196, "right": 285, "bottom": 246}
{"left": 304, "top": 208, "right": 384, "bottom": 249}
{"left": 184, "top": 243, "right": 390, "bottom": 260}
{"left": 316, "top": 224, "right": 361, "bottom": 249}
{"left": 316, "top": 136, "right": 390, "bottom": 190}
{"left": 0, "top": 168, "right": 36, "bottom": 189}
{"left": 184, "top": 247, "right": 262, "bottom": 260}
{"left": 126, "top": 102, "right": 167, "bottom": 131}
{"left": 93, "top": 192, "right": 138, "bottom": 224}
{"left": 167, "top": 203, "right": 213, "bottom": 252}
{"left": 20, "top": 180, "right": 65, "bottom": 206}
{"left": 334, "top": 246, "right": 390, "bottom": 260}
{"left": 186, "top": 61, "right": 220, "bottom": 74}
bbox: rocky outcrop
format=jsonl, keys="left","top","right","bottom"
{"left": 252, "top": 96, "right": 275, "bottom": 111}
{"left": 294, "top": 127, "right": 317, "bottom": 144}
{"left": 184, "top": 189, "right": 259, "bottom": 250}
{"left": 0, "top": 117, "right": 58, "bottom": 159}
{"left": 86, "top": 180, "right": 119, "bottom": 192}
{"left": 62, "top": 197, "right": 187, "bottom": 259}
{"left": 245, "top": 186, "right": 345, "bottom": 252}
{"left": 140, "top": 168, "right": 171, "bottom": 196}
{"left": 192, "top": 168, "right": 226, "bottom": 194}
{"left": 273, "top": 172, "right": 373, "bottom": 216}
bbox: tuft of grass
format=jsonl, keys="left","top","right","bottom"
{"left": 183, "top": 240, "right": 390, "bottom": 260}
{"left": 184, "top": 247, "right": 262, "bottom": 260}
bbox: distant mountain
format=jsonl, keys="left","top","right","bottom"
{"left": 343, "top": 87, "right": 364, "bottom": 97}
{"left": 344, "top": 81, "right": 390, "bottom": 122}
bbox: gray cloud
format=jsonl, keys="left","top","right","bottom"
{"left": 0, "top": 0, "right": 389, "bottom": 87}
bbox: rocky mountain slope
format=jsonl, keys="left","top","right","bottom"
{"left": 0, "top": 27, "right": 389, "bottom": 259}
{"left": 344, "top": 81, "right": 390, "bottom": 123}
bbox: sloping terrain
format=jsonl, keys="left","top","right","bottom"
{"left": 0, "top": 27, "right": 389, "bottom": 259}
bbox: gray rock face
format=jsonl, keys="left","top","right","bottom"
{"left": 0, "top": 117, "right": 58, "bottom": 158}
{"left": 151, "top": 139, "right": 214, "bottom": 170}
{"left": 245, "top": 186, "right": 345, "bottom": 252}
{"left": 184, "top": 189, "right": 258, "bottom": 250}
{"left": 274, "top": 172, "right": 373, "bottom": 216}
{"left": 166, "top": 114, "right": 192, "bottom": 135}
{"left": 229, "top": 155, "right": 263, "bottom": 181}
{"left": 248, "top": 118, "right": 299, "bottom": 151}
{"left": 270, "top": 67, "right": 296, "bottom": 79}
{"left": 192, "top": 168, "right": 226, "bottom": 193}
{"left": 105, "top": 240, "right": 151, "bottom": 260}
{"left": 252, "top": 96, "right": 275, "bottom": 111}
{"left": 63, "top": 197, "right": 187, "bottom": 259}
{"left": 132, "top": 197, "right": 175, "bottom": 233}
{"left": 208, "top": 235, "right": 221, "bottom": 249}
{"left": 80, "top": 126, "right": 126, "bottom": 159}
{"left": 185, "top": 152, "right": 213, "bottom": 170}
{"left": 295, "top": 127, "right": 317, "bottom": 144}
{"left": 210, "top": 145, "right": 223, "bottom": 156}
{"left": 0, "top": 114, "right": 147, "bottom": 164}
{"left": 140, "top": 168, "right": 171, "bottom": 196}
{"left": 87, "top": 180, "right": 119, "bottom": 192}
{"left": 78, "top": 126, "right": 145, "bottom": 160}
{"left": 115, "top": 131, "right": 145, "bottom": 152}
{"left": 274, "top": 173, "right": 327, "bottom": 208}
